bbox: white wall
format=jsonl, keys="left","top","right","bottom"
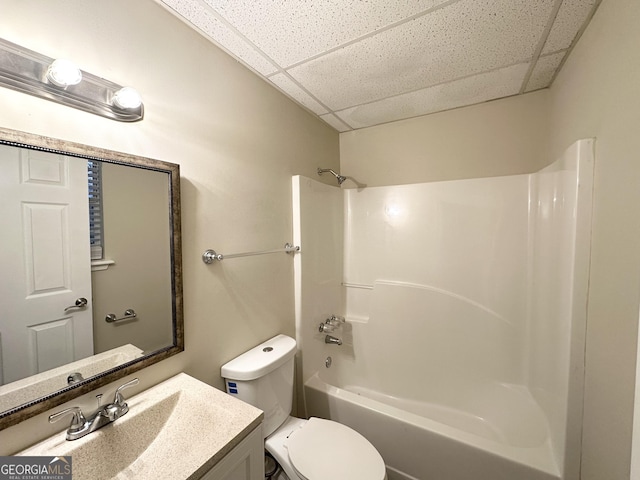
{"left": 342, "top": 176, "right": 529, "bottom": 398}
{"left": 0, "top": 0, "right": 338, "bottom": 454}
{"left": 292, "top": 176, "right": 344, "bottom": 399}
{"left": 526, "top": 141, "right": 594, "bottom": 479}
{"left": 344, "top": 177, "right": 528, "bottom": 325}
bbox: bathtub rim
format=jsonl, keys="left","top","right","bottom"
{"left": 304, "top": 371, "right": 561, "bottom": 479}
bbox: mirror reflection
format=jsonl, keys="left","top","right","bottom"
{"left": 0, "top": 135, "right": 182, "bottom": 422}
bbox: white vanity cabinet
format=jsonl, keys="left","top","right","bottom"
{"left": 199, "top": 426, "right": 264, "bottom": 480}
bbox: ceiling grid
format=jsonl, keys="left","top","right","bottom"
{"left": 159, "top": 0, "right": 601, "bottom": 131}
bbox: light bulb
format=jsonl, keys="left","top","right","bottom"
{"left": 46, "top": 59, "right": 82, "bottom": 88}
{"left": 112, "top": 87, "right": 142, "bottom": 109}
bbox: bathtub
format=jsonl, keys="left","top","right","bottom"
{"left": 304, "top": 369, "right": 560, "bottom": 480}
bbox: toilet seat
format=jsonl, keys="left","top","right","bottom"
{"left": 286, "top": 417, "right": 386, "bottom": 480}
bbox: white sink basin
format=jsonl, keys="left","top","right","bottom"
{"left": 19, "top": 373, "right": 263, "bottom": 480}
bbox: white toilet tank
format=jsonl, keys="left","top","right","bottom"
{"left": 221, "top": 334, "right": 297, "bottom": 438}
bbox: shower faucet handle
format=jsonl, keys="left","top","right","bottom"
{"left": 319, "top": 322, "right": 335, "bottom": 333}
{"left": 326, "top": 315, "right": 345, "bottom": 326}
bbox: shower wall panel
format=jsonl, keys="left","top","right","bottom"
{"left": 344, "top": 176, "right": 529, "bottom": 331}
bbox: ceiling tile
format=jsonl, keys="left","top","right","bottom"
{"left": 288, "top": 0, "right": 556, "bottom": 111}
{"left": 268, "top": 74, "right": 328, "bottom": 115}
{"left": 542, "top": 0, "right": 598, "bottom": 55}
{"left": 336, "top": 63, "right": 530, "bottom": 129}
{"left": 162, "top": 0, "right": 600, "bottom": 130}
{"left": 203, "top": 0, "right": 452, "bottom": 67}
{"left": 319, "top": 113, "right": 352, "bottom": 133}
{"left": 525, "top": 51, "right": 566, "bottom": 92}
{"left": 161, "top": 0, "right": 278, "bottom": 75}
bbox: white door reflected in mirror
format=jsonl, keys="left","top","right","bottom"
{"left": 0, "top": 145, "right": 93, "bottom": 385}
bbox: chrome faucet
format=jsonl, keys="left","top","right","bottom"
{"left": 325, "top": 335, "right": 342, "bottom": 346}
{"left": 319, "top": 314, "right": 346, "bottom": 333}
{"left": 49, "top": 378, "right": 139, "bottom": 441}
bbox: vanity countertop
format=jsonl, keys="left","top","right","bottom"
{"left": 18, "top": 373, "right": 263, "bottom": 479}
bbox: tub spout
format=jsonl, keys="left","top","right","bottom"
{"left": 325, "top": 335, "right": 342, "bottom": 346}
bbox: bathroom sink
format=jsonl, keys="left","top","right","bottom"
{"left": 19, "top": 373, "right": 263, "bottom": 480}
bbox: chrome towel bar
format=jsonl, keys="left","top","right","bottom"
{"left": 202, "top": 243, "right": 300, "bottom": 264}
{"left": 105, "top": 309, "right": 137, "bottom": 323}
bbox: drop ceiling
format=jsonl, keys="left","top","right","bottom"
{"left": 159, "top": 0, "right": 600, "bottom": 132}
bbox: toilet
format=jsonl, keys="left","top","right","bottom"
{"left": 221, "top": 334, "right": 387, "bottom": 480}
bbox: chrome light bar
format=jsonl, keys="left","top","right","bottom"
{"left": 0, "top": 38, "right": 143, "bottom": 122}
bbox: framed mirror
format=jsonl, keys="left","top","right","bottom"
{"left": 0, "top": 126, "right": 183, "bottom": 429}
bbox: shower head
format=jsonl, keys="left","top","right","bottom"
{"left": 317, "top": 168, "right": 347, "bottom": 185}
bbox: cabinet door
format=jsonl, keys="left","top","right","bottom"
{"left": 201, "top": 426, "right": 264, "bottom": 480}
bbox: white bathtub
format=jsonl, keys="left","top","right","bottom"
{"left": 304, "top": 370, "right": 560, "bottom": 480}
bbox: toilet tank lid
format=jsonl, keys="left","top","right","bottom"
{"left": 221, "top": 334, "right": 297, "bottom": 381}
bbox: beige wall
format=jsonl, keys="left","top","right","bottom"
{"left": 0, "top": 0, "right": 338, "bottom": 453}
{"left": 548, "top": 0, "right": 640, "bottom": 478}
{"left": 340, "top": 89, "right": 550, "bottom": 187}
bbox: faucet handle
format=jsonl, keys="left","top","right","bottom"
{"left": 319, "top": 322, "right": 335, "bottom": 333}
{"left": 113, "top": 378, "right": 139, "bottom": 407}
{"left": 49, "top": 406, "right": 87, "bottom": 434}
{"left": 326, "top": 315, "right": 345, "bottom": 326}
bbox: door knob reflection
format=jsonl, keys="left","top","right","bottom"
{"left": 64, "top": 297, "right": 88, "bottom": 312}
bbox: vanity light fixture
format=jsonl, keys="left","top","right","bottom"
{"left": 0, "top": 37, "right": 144, "bottom": 122}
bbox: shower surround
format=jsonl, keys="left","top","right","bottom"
{"left": 293, "top": 139, "right": 594, "bottom": 480}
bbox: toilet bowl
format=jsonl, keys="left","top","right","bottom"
{"left": 221, "top": 334, "right": 387, "bottom": 480}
